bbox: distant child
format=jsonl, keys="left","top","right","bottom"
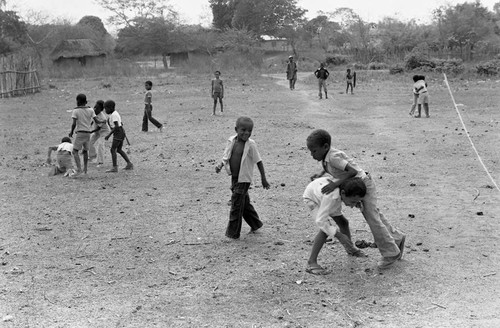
{"left": 314, "top": 63, "right": 330, "bottom": 99}
{"left": 346, "top": 68, "right": 355, "bottom": 94}
{"left": 211, "top": 71, "right": 224, "bottom": 115}
{"left": 69, "top": 93, "right": 100, "bottom": 175}
{"left": 306, "top": 129, "right": 406, "bottom": 269}
{"left": 46, "top": 137, "right": 75, "bottom": 176}
{"left": 286, "top": 55, "right": 297, "bottom": 90}
{"left": 413, "top": 75, "right": 429, "bottom": 118}
{"left": 104, "top": 100, "right": 134, "bottom": 172}
{"left": 215, "top": 116, "right": 270, "bottom": 239}
{"left": 89, "top": 100, "right": 110, "bottom": 167}
{"left": 142, "top": 80, "right": 163, "bottom": 132}
{"left": 303, "top": 177, "right": 367, "bottom": 275}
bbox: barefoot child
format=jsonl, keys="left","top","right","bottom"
{"left": 211, "top": 71, "right": 224, "bottom": 115}
{"left": 306, "top": 129, "right": 406, "bottom": 269}
{"left": 303, "top": 177, "right": 367, "bottom": 275}
{"left": 46, "top": 137, "right": 75, "bottom": 176}
{"left": 104, "top": 100, "right": 134, "bottom": 172}
{"left": 215, "top": 116, "right": 270, "bottom": 239}
{"left": 89, "top": 100, "right": 110, "bottom": 167}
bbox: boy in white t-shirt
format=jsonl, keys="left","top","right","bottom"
{"left": 46, "top": 137, "right": 75, "bottom": 176}
{"left": 303, "top": 177, "right": 367, "bottom": 275}
{"left": 104, "top": 100, "right": 133, "bottom": 172}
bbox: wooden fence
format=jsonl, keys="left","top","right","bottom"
{"left": 0, "top": 53, "right": 41, "bottom": 98}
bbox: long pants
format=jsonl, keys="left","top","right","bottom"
{"left": 89, "top": 131, "right": 105, "bottom": 163}
{"left": 142, "top": 105, "right": 162, "bottom": 131}
{"left": 288, "top": 77, "right": 297, "bottom": 90}
{"left": 361, "top": 174, "right": 404, "bottom": 258}
{"left": 226, "top": 182, "right": 263, "bottom": 239}
{"left": 318, "top": 79, "right": 327, "bottom": 97}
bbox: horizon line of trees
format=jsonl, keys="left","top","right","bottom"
{"left": 1, "top": 0, "right": 500, "bottom": 68}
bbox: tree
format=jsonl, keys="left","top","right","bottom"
{"left": 209, "top": 0, "right": 235, "bottom": 29}
{"left": 0, "top": 9, "right": 28, "bottom": 54}
{"left": 96, "top": 0, "right": 178, "bottom": 28}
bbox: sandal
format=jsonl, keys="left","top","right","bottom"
{"left": 305, "top": 266, "right": 331, "bottom": 275}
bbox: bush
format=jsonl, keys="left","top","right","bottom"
{"left": 476, "top": 59, "right": 500, "bottom": 76}
{"left": 433, "top": 58, "right": 464, "bottom": 74}
{"left": 389, "top": 65, "right": 404, "bottom": 74}
{"left": 368, "top": 62, "right": 388, "bottom": 70}
{"left": 404, "top": 48, "right": 435, "bottom": 70}
{"left": 325, "top": 54, "right": 349, "bottom": 66}
{"left": 352, "top": 63, "right": 367, "bottom": 70}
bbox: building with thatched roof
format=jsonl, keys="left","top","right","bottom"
{"left": 50, "top": 39, "right": 106, "bottom": 67}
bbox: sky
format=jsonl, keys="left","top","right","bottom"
{"left": 10, "top": 0, "right": 500, "bottom": 28}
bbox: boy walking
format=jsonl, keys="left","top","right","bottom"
{"left": 211, "top": 71, "right": 224, "bottom": 115}
{"left": 306, "top": 129, "right": 406, "bottom": 269}
{"left": 286, "top": 55, "right": 297, "bottom": 90}
{"left": 314, "top": 63, "right": 329, "bottom": 99}
{"left": 104, "top": 100, "right": 134, "bottom": 172}
{"left": 215, "top": 116, "right": 270, "bottom": 239}
{"left": 303, "top": 177, "right": 367, "bottom": 275}
{"left": 142, "top": 81, "right": 163, "bottom": 132}
{"left": 69, "top": 93, "right": 100, "bottom": 175}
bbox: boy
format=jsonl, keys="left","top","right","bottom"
{"left": 89, "top": 100, "right": 110, "bottom": 167}
{"left": 104, "top": 100, "right": 134, "bottom": 172}
{"left": 306, "top": 129, "right": 406, "bottom": 269}
{"left": 303, "top": 177, "right": 367, "bottom": 275}
{"left": 286, "top": 55, "right": 297, "bottom": 90}
{"left": 211, "top": 71, "right": 224, "bottom": 115}
{"left": 215, "top": 116, "right": 270, "bottom": 239}
{"left": 346, "top": 68, "right": 355, "bottom": 94}
{"left": 413, "top": 75, "right": 429, "bottom": 118}
{"left": 46, "top": 137, "right": 75, "bottom": 177}
{"left": 314, "top": 63, "right": 329, "bottom": 99}
{"left": 142, "top": 81, "right": 163, "bottom": 132}
{"left": 69, "top": 93, "right": 100, "bottom": 175}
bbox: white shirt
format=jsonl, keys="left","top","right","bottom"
{"left": 57, "top": 142, "right": 73, "bottom": 152}
{"left": 108, "top": 111, "right": 122, "bottom": 127}
{"left": 220, "top": 135, "right": 262, "bottom": 183}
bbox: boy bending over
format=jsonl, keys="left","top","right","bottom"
{"left": 47, "top": 137, "right": 75, "bottom": 176}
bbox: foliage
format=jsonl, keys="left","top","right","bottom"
{"left": 0, "top": 9, "right": 28, "bottom": 54}
{"left": 367, "top": 62, "right": 388, "bottom": 70}
{"left": 389, "top": 65, "right": 404, "bottom": 74}
{"left": 325, "top": 54, "right": 348, "bottom": 66}
{"left": 404, "top": 46, "right": 435, "bottom": 70}
{"left": 433, "top": 58, "right": 464, "bottom": 74}
{"left": 476, "top": 59, "right": 500, "bottom": 75}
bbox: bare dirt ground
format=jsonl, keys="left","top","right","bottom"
{"left": 1, "top": 70, "right": 499, "bottom": 328}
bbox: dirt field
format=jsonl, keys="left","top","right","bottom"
{"left": 1, "top": 70, "right": 499, "bottom": 328}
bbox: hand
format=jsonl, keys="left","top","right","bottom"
{"left": 69, "top": 132, "right": 73, "bottom": 138}
{"left": 310, "top": 173, "right": 322, "bottom": 181}
{"left": 105, "top": 136, "right": 109, "bottom": 140}
{"left": 262, "top": 179, "right": 270, "bottom": 190}
{"left": 321, "top": 181, "right": 336, "bottom": 194}
{"left": 355, "top": 201, "right": 364, "bottom": 211}
{"left": 215, "top": 165, "right": 221, "bottom": 173}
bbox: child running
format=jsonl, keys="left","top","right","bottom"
{"left": 142, "top": 80, "right": 163, "bottom": 132}
{"left": 303, "top": 177, "right": 367, "bottom": 275}
{"left": 314, "top": 63, "right": 329, "bottom": 99}
{"left": 69, "top": 93, "right": 100, "bottom": 175}
{"left": 104, "top": 100, "right": 134, "bottom": 172}
{"left": 46, "top": 137, "right": 75, "bottom": 177}
{"left": 306, "top": 129, "right": 406, "bottom": 269}
{"left": 215, "top": 116, "right": 270, "bottom": 239}
{"left": 211, "top": 71, "right": 224, "bottom": 115}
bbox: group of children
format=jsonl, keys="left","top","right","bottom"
{"left": 215, "top": 116, "right": 406, "bottom": 273}
{"left": 47, "top": 94, "right": 133, "bottom": 177}
{"left": 313, "top": 63, "right": 356, "bottom": 99}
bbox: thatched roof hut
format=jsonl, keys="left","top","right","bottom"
{"left": 50, "top": 39, "right": 106, "bottom": 67}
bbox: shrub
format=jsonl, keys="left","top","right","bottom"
{"left": 325, "top": 54, "right": 349, "bottom": 66}
{"left": 353, "top": 63, "right": 367, "bottom": 70}
{"left": 433, "top": 58, "right": 464, "bottom": 74}
{"left": 368, "top": 62, "right": 388, "bottom": 70}
{"left": 476, "top": 59, "right": 500, "bottom": 76}
{"left": 404, "top": 47, "right": 435, "bottom": 70}
{"left": 389, "top": 65, "right": 404, "bottom": 74}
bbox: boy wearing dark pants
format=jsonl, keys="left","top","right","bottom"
{"left": 215, "top": 116, "right": 270, "bottom": 239}
{"left": 303, "top": 177, "right": 367, "bottom": 275}
{"left": 104, "top": 100, "right": 133, "bottom": 172}
{"left": 142, "top": 81, "right": 163, "bottom": 132}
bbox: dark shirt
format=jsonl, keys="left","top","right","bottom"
{"left": 315, "top": 67, "right": 329, "bottom": 80}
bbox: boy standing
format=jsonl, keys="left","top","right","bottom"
{"left": 142, "top": 81, "right": 163, "bottom": 132}
{"left": 413, "top": 76, "right": 429, "bottom": 118}
{"left": 89, "top": 100, "right": 110, "bottom": 167}
{"left": 211, "top": 71, "right": 224, "bottom": 115}
{"left": 69, "top": 93, "right": 99, "bottom": 175}
{"left": 104, "top": 100, "right": 134, "bottom": 172}
{"left": 346, "top": 68, "right": 355, "bottom": 94}
{"left": 303, "top": 177, "right": 367, "bottom": 275}
{"left": 306, "top": 129, "right": 406, "bottom": 269}
{"left": 286, "top": 55, "right": 297, "bottom": 90}
{"left": 314, "top": 63, "right": 330, "bottom": 99}
{"left": 215, "top": 117, "right": 270, "bottom": 239}
{"left": 46, "top": 137, "right": 74, "bottom": 176}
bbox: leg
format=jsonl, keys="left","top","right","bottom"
{"left": 116, "top": 139, "right": 132, "bottom": 167}
{"left": 219, "top": 98, "right": 223, "bottom": 112}
{"left": 96, "top": 136, "right": 105, "bottom": 164}
{"left": 324, "top": 81, "right": 328, "bottom": 99}
{"left": 409, "top": 94, "right": 418, "bottom": 115}
{"left": 72, "top": 150, "right": 81, "bottom": 172}
{"left": 307, "top": 230, "right": 328, "bottom": 269}
{"left": 107, "top": 140, "right": 119, "bottom": 172}
{"left": 415, "top": 104, "right": 422, "bottom": 117}
{"left": 424, "top": 103, "right": 430, "bottom": 117}
{"left": 142, "top": 107, "right": 149, "bottom": 131}
{"left": 226, "top": 182, "right": 250, "bottom": 239}
{"left": 82, "top": 150, "right": 88, "bottom": 174}
{"left": 89, "top": 132, "right": 98, "bottom": 159}
{"left": 318, "top": 80, "right": 322, "bottom": 99}
{"left": 213, "top": 97, "right": 217, "bottom": 115}
{"left": 331, "top": 215, "right": 351, "bottom": 240}
{"left": 147, "top": 105, "right": 162, "bottom": 129}
{"left": 242, "top": 192, "right": 263, "bottom": 232}
{"left": 289, "top": 79, "right": 293, "bottom": 90}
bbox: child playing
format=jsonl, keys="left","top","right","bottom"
{"left": 306, "top": 129, "right": 406, "bottom": 269}
{"left": 104, "top": 100, "right": 134, "bottom": 172}
{"left": 303, "top": 177, "right": 368, "bottom": 275}
{"left": 211, "top": 71, "right": 224, "bottom": 115}
{"left": 69, "top": 93, "right": 100, "bottom": 175}
{"left": 215, "top": 116, "right": 270, "bottom": 239}
{"left": 413, "top": 75, "right": 429, "bottom": 118}
{"left": 89, "top": 100, "right": 110, "bottom": 167}
{"left": 314, "top": 63, "right": 329, "bottom": 99}
{"left": 408, "top": 75, "right": 421, "bottom": 116}
{"left": 142, "top": 81, "right": 163, "bottom": 132}
{"left": 346, "top": 68, "right": 355, "bottom": 94}
{"left": 46, "top": 137, "right": 75, "bottom": 176}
